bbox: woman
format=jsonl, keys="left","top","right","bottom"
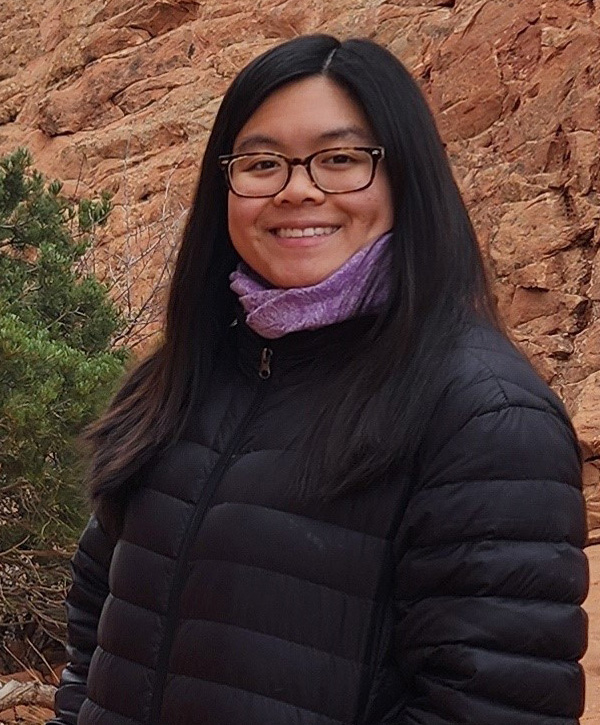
{"left": 50, "top": 35, "right": 588, "bottom": 725}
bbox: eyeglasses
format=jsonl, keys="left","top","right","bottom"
{"left": 218, "top": 146, "right": 385, "bottom": 198}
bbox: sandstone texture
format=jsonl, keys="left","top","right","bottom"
{"left": 1, "top": 0, "right": 600, "bottom": 719}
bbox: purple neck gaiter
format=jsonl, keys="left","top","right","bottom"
{"left": 229, "top": 231, "right": 392, "bottom": 339}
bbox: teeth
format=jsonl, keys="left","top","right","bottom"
{"left": 274, "top": 226, "right": 339, "bottom": 238}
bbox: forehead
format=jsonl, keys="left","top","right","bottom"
{"left": 233, "top": 76, "right": 375, "bottom": 153}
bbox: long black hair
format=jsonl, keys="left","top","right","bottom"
{"left": 86, "top": 34, "right": 498, "bottom": 505}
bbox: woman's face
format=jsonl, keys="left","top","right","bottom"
{"left": 227, "top": 76, "right": 394, "bottom": 288}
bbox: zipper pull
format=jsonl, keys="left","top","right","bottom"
{"left": 259, "top": 347, "right": 273, "bottom": 379}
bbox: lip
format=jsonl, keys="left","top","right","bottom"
{"left": 268, "top": 225, "right": 340, "bottom": 247}
{"left": 268, "top": 222, "right": 341, "bottom": 230}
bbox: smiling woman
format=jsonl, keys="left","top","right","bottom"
{"left": 48, "top": 35, "right": 588, "bottom": 725}
{"left": 225, "top": 76, "right": 393, "bottom": 287}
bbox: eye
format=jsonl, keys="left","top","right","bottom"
{"left": 237, "top": 155, "right": 284, "bottom": 173}
{"left": 250, "top": 159, "right": 279, "bottom": 171}
{"left": 323, "top": 153, "right": 355, "bottom": 165}
{"left": 317, "top": 149, "right": 364, "bottom": 167}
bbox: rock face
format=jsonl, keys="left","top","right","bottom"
{"left": 1, "top": 1, "right": 599, "bottom": 528}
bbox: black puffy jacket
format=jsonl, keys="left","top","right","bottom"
{"left": 49, "top": 317, "right": 588, "bottom": 725}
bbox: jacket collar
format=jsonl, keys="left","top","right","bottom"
{"left": 230, "top": 307, "right": 378, "bottom": 385}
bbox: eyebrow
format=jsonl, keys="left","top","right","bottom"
{"left": 233, "top": 126, "right": 374, "bottom": 154}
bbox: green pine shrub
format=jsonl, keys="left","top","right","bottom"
{"left": 0, "top": 148, "right": 129, "bottom": 671}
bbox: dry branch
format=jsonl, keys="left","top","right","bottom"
{"left": 0, "top": 679, "right": 55, "bottom": 708}
{"left": 77, "top": 175, "right": 185, "bottom": 350}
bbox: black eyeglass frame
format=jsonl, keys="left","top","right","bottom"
{"left": 218, "top": 146, "right": 385, "bottom": 198}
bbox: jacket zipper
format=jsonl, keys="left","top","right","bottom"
{"left": 148, "top": 346, "right": 273, "bottom": 725}
{"left": 258, "top": 346, "right": 272, "bottom": 379}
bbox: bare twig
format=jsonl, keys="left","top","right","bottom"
{"left": 78, "top": 175, "right": 185, "bottom": 348}
{"left": 25, "top": 636, "right": 61, "bottom": 684}
{"left": 1, "top": 645, "right": 42, "bottom": 683}
{"left": 0, "top": 536, "right": 31, "bottom": 556}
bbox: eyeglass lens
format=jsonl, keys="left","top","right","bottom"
{"left": 228, "top": 148, "right": 376, "bottom": 197}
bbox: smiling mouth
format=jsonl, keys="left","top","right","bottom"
{"left": 271, "top": 226, "right": 340, "bottom": 238}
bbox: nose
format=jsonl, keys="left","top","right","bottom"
{"left": 273, "top": 164, "right": 325, "bottom": 205}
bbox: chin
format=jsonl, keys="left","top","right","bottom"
{"left": 267, "top": 270, "right": 332, "bottom": 289}
{"left": 258, "top": 259, "right": 342, "bottom": 289}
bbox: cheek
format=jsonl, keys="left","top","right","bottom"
{"left": 227, "top": 196, "right": 247, "bottom": 234}
{"left": 227, "top": 197, "right": 262, "bottom": 250}
{"left": 349, "top": 190, "right": 393, "bottom": 230}
{"left": 379, "top": 194, "right": 395, "bottom": 229}
{"left": 365, "top": 178, "right": 394, "bottom": 228}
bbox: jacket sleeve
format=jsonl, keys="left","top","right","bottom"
{"left": 47, "top": 515, "right": 114, "bottom": 725}
{"left": 393, "top": 396, "right": 589, "bottom": 725}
